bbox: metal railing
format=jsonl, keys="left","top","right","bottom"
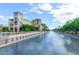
{"left": 0, "top": 31, "right": 42, "bottom": 46}
{"left": 0, "top": 31, "right": 41, "bottom": 36}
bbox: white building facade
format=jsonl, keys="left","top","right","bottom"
{"left": 9, "top": 11, "right": 31, "bottom": 32}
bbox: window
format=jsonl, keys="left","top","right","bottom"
{"left": 15, "top": 21, "right": 17, "bottom": 25}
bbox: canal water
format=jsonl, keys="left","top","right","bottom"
{"left": 0, "top": 31, "right": 79, "bottom": 55}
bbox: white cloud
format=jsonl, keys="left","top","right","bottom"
{"left": 30, "top": 3, "right": 79, "bottom": 29}
{"left": 51, "top": 3, "right": 79, "bottom": 29}
{"left": 31, "top": 7, "right": 43, "bottom": 14}
{"left": 30, "top": 3, "right": 53, "bottom": 14}
{"left": 0, "top": 15, "right": 5, "bottom": 20}
{"left": 0, "top": 15, "right": 9, "bottom": 25}
{"left": 39, "top": 3, "right": 53, "bottom": 11}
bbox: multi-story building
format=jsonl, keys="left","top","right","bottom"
{"left": 9, "top": 11, "right": 31, "bottom": 32}
{"left": 9, "top": 11, "right": 22, "bottom": 32}
{"left": 41, "top": 23, "right": 48, "bottom": 31}
{"left": 9, "top": 11, "right": 47, "bottom": 32}
{"left": 31, "top": 19, "right": 43, "bottom": 31}
{"left": 31, "top": 19, "right": 41, "bottom": 25}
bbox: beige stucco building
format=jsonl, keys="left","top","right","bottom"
{"left": 9, "top": 11, "right": 31, "bottom": 32}
{"left": 9, "top": 11, "right": 47, "bottom": 32}
{"left": 31, "top": 19, "right": 43, "bottom": 31}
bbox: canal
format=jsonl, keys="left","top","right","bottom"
{"left": 0, "top": 31, "right": 79, "bottom": 55}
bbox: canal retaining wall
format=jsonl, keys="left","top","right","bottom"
{"left": 0, "top": 32, "right": 43, "bottom": 48}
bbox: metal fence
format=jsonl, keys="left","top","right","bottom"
{"left": 0, "top": 31, "right": 41, "bottom": 36}
{"left": 0, "top": 31, "right": 41, "bottom": 46}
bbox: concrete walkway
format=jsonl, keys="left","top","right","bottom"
{"left": 0, "top": 31, "right": 43, "bottom": 48}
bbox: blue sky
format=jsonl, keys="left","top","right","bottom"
{"left": 0, "top": 3, "right": 79, "bottom": 29}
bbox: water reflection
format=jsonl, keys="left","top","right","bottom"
{"left": 0, "top": 31, "right": 79, "bottom": 55}
{"left": 65, "top": 36, "right": 79, "bottom": 54}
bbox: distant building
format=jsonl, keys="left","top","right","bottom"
{"left": 9, "top": 11, "right": 23, "bottom": 32}
{"left": 31, "top": 19, "right": 41, "bottom": 25}
{"left": 31, "top": 19, "right": 43, "bottom": 31}
{"left": 9, "top": 11, "right": 47, "bottom": 32}
{"left": 9, "top": 11, "right": 31, "bottom": 32}
{"left": 41, "top": 23, "right": 48, "bottom": 31}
